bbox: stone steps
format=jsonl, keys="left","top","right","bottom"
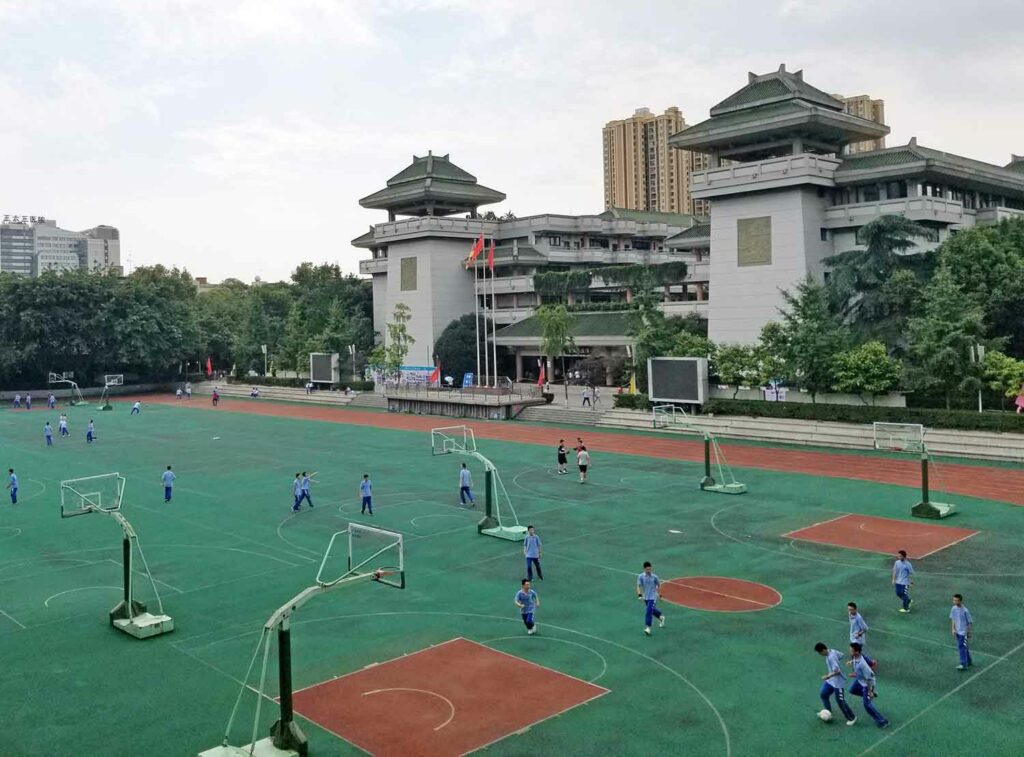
{"left": 516, "top": 405, "right": 609, "bottom": 426}
{"left": 192, "top": 383, "right": 356, "bottom": 406}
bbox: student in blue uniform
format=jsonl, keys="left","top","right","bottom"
{"left": 636, "top": 561, "right": 665, "bottom": 636}
{"left": 848, "top": 602, "right": 876, "bottom": 670}
{"left": 44, "top": 422, "right": 53, "bottom": 446}
{"left": 950, "top": 594, "right": 973, "bottom": 670}
{"left": 848, "top": 643, "right": 889, "bottom": 728}
{"left": 458, "top": 463, "right": 475, "bottom": 506}
{"left": 524, "top": 525, "right": 543, "bottom": 581}
{"left": 360, "top": 474, "right": 373, "bottom": 515}
{"left": 25, "top": 393, "right": 31, "bottom": 410}
{"left": 48, "top": 394, "right": 56, "bottom": 409}
{"left": 814, "top": 642, "right": 856, "bottom": 725}
{"left": 6, "top": 469, "right": 17, "bottom": 504}
{"left": 59, "top": 414, "right": 69, "bottom": 437}
{"left": 161, "top": 466, "right": 176, "bottom": 502}
{"left": 293, "top": 471, "right": 313, "bottom": 509}
{"left": 86, "top": 420, "right": 96, "bottom": 443}
{"left": 291, "top": 473, "right": 302, "bottom": 512}
{"left": 514, "top": 579, "right": 539, "bottom": 635}
{"left": 892, "top": 550, "right": 914, "bottom": 613}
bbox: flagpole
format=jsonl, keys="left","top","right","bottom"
{"left": 474, "top": 257, "right": 481, "bottom": 386}
{"left": 490, "top": 244, "right": 498, "bottom": 388}
{"left": 482, "top": 258, "right": 490, "bottom": 389}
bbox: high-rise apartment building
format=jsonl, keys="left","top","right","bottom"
{"left": 833, "top": 94, "right": 886, "bottom": 153}
{"left": 603, "top": 107, "right": 698, "bottom": 214}
{"left": 0, "top": 215, "right": 122, "bottom": 276}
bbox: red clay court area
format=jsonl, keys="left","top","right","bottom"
{"left": 290, "top": 637, "right": 609, "bottom": 756}
{"left": 783, "top": 514, "right": 980, "bottom": 558}
{"left": 661, "top": 576, "right": 782, "bottom": 612}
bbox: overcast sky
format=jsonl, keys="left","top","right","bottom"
{"left": 2, "top": 0, "right": 1021, "bottom": 282}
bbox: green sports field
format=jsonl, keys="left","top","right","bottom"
{"left": 1, "top": 400, "right": 1022, "bottom": 756}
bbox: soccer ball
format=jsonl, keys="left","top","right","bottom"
{"left": 818, "top": 709, "right": 833, "bottom": 722}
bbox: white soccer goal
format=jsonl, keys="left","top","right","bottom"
{"left": 872, "top": 422, "right": 925, "bottom": 453}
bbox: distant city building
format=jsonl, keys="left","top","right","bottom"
{"left": 603, "top": 107, "right": 699, "bottom": 214}
{"left": 0, "top": 215, "right": 122, "bottom": 276}
{"left": 833, "top": 94, "right": 887, "bottom": 153}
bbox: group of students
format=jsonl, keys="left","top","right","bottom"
{"left": 556, "top": 437, "right": 591, "bottom": 483}
{"left": 174, "top": 382, "right": 194, "bottom": 400}
{"left": 814, "top": 550, "right": 976, "bottom": 729}
{"left": 10, "top": 394, "right": 57, "bottom": 410}
{"left": 41, "top": 415, "right": 96, "bottom": 445}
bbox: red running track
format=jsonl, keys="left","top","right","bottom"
{"left": 137, "top": 395, "right": 1024, "bottom": 506}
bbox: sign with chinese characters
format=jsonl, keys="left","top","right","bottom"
{"left": 2, "top": 215, "right": 47, "bottom": 224}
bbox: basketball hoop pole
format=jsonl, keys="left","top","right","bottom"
{"left": 701, "top": 434, "right": 715, "bottom": 489}
{"left": 921, "top": 452, "right": 930, "bottom": 506}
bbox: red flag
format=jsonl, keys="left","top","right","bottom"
{"left": 205, "top": 357, "right": 213, "bottom": 376}
{"left": 486, "top": 239, "right": 495, "bottom": 270}
{"left": 537, "top": 359, "right": 546, "bottom": 387}
{"left": 428, "top": 364, "right": 440, "bottom": 385}
{"left": 465, "top": 233, "right": 484, "bottom": 268}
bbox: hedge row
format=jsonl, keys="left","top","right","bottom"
{"left": 612, "top": 394, "right": 1024, "bottom": 433}
{"left": 703, "top": 399, "right": 1024, "bottom": 434}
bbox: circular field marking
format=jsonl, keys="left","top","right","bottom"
{"left": 661, "top": 576, "right": 781, "bottom": 613}
{"left": 361, "top": 687, "right": 456, "bottom": 731}
{"left": 856, "top": 520, "right": 937, "bottom": 539}
{"left": 410, "top": 513, "right": 464, "bottom": 528}
{"left": 0, "top": 527, "right": 22, "bottom": 543}
{"left": 482, "top": 635, "right": 609, "bottom": 682}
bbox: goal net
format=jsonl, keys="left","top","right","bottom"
{"left": 60, "top": 473, "right": 125, "bottom": 517}
{"left": 872, "top": 422, "right": 925, "bottom": 453}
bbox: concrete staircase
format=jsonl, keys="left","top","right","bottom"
{"left": 349, "top": 392, "right": 388, "bottom": 410}
{"left": 597, "top": 408, "right": 1024, "bottom": 463}
{"left": 516, "top": 404, "right": 609, "bottom": 426}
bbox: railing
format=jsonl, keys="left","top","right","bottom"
{"left": 383, "top": 378, "right": 542, "bottom": 405}
{"left": 691, "top": 154, "right": 841, "bottom": 191}
{"left": 824, "top": 196, "right": 967, "bottom": 226}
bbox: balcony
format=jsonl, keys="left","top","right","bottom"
{"left": 976, "top": 206, "right": 1024, "bottom": 225}
{"left": 824, "top": 196, "right": 969, "bottom": 228}
{"left": 661, "top": 300, "right": 709, "bottom": 318}
{"left": 359, "top": 258, "right": 388, "bottom": 274}
{"left": 690, "top": 154, "right": 841, "bottom": 198}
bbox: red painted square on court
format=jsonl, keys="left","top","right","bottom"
{"left": 783, "top": 514, "right": 979, "bottom": 558}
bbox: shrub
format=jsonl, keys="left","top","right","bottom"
{"left": 613, "top": 393, "right": 651, "bottom": 410}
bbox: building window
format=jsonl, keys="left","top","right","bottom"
{"left": 820, "top": 228, "right": 829, "bottom": 241}
{"left": 400, "top": 257, "right": 417, "bottom": 291}
{"left": 547, "top": 235, "right": 562, "bottom": 247}
{"left": 886, "top": 181, "right": 908, "bottom": 199}
{"left": 737, "top": 217, "right": 772, "bottom": 266}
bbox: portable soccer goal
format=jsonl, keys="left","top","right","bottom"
{"left": 60, "top": 473, "right": 174, "bottom": 639}
{"left": 48, "top": 371, "right": 87, "bottom": 405}
{"left": 200, "top": 523, "right": 404, "bottom": 757}
{"left": 652, "top": 405, "right": 746, "bottom": 494}
{"left": 431, "top": 425, "right": 528, "bottom": 541}
{"left": 872, "top": 423, "right": 956, "bottom": 519}
{"left": 98, "top": 374, "right": 124, "bottom": 411}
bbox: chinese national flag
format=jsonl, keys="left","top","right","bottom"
{"left": 205, "top": 357, "right": 213, "bottom": 376}
{"left": 537, "top": 359, "right": 546, "bottom": 386}
{"left": 465, "top": 233, "right": 484, "bottom": 268}
{"left": 428, "top": 364, "right": 441, "bottom": 385}
{"left": 486, "top": 239, "right": 495, "bottom": 270}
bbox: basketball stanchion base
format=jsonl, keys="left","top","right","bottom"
{"left": 912, "top": 501, "right": 956, "bottom": 519}
{"left": 199, "top": 739, "right": 297, "bottom": 757}
{"left": 701, "top": 480, "right": 748, "bottom": 495}
{"left": 111, "top": 599, "right": 174, "bottom": 639}
{"left": 478, "top": 515, "right": 527, "bottom": 541}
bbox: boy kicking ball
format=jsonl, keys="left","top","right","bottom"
{"left": 515, "top": 579, "right": 540, "bottom": 635}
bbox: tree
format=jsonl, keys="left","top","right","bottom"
{"left": 939, "top": 218, "right": 1024, "bottom": 357}
{"left": 982, "top": 351, "right": 1024, "bottom": 406}
{"left": 370, "top": 303, "right": 415, "bottom": 377}
{"left": 537, "top": 304, "right": 576, "bottom": 401}
{"left": 824, "top": 215, "right": 932, "bottom": 344}
{"left": 831, "top": 341, "right": 903, "bottom": 405}
{"left": 714, "top": 343, "right": 759, "bottom": 398}
{"left": 433, "top": 314, "right": 490, "bottom": 381}
{"left": 778, "top": 276, "right": 848, "bottom": 401}
{"left": 907, "top": 266, "right": 989, "bottom": 409}
{"left": 753, "top": 322, "right": 789, "bottom": 386}
{"left": 670, "top": 332, "right": 714, "bottom": 359}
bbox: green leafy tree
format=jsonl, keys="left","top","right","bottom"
{"left": 907, "top": 266, "right": 989, "bottom": 409}
{"left": 778, "top": 276, "right": 848, "bottom": 402}
{"left": 714, "top": 343, "right": 759, "bottom": 398}
{"left": 831, "top": 341, "right": 903, "bottom": 405}
{"left": 370, "top": 303, "right": 415, "bottom": 377}
{"left": 537, "top": 304, "right": 576, "bottom": 401}
{"left": 824, "top": 215, "right": 932, "bottom": 344}
{"left": 753, "top": 322, "right": 789, "bottom": 386}
{"left": 433, "top": 314, "right": 490, "bottom": 382}
{"left": 939, "top": 218, "right": 1024, "bottom": 357}
{"left": 982, "top": 351, "right": 1024, "bottom": 404}
{"left": 670, "top": 332, "right": 715, "bottom": 359}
